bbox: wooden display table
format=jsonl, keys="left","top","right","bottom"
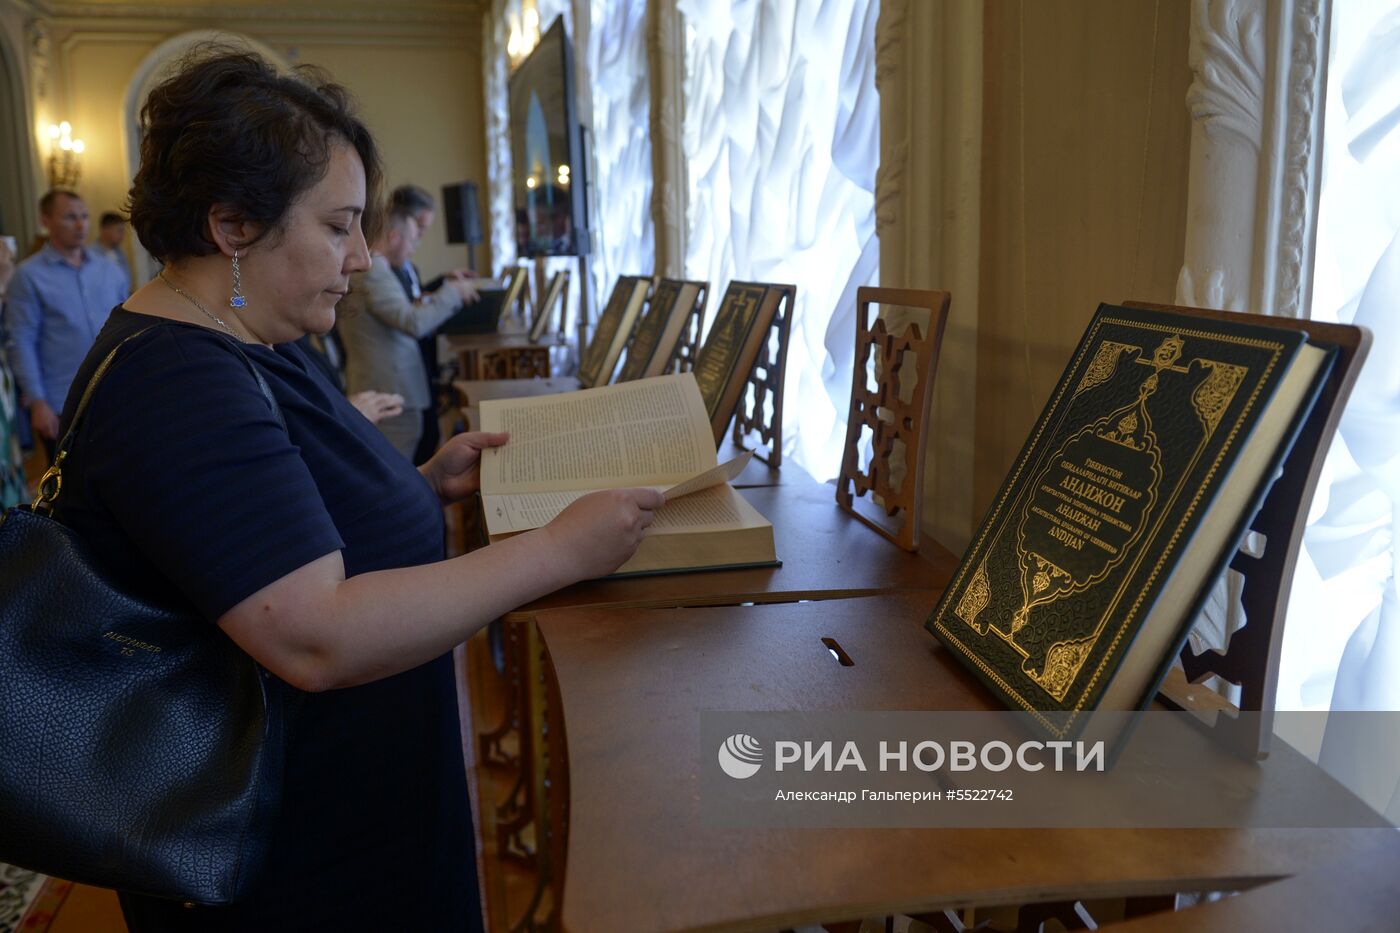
{"left": 478, "top": 467, "right": 959, "bottom": 923}
{"left": 1103, "top": 830, "right": 1400, "bottom": 930}
{"left": 536, "top": 591, "right": 1390, "bottom": 932}
{"left": 454, "top": 376, "right": 581, "bottom": 406}
{"left": 445, "top": 330, "right": 569, "bottom": 381}
{"left": 508, "top": 470, "right": 957, "bottom": 618}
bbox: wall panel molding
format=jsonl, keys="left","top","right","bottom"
{"left": 877, "top": 0, "right": 982, "bottom": 553}
{"left": 34, "top": 1, "right": 481, "bottom": 28}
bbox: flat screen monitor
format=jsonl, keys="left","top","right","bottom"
{"left": 509, "top": 19, "right": 589, "bottom": 257}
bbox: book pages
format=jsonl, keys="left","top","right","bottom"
{"left": 480, "top": 373, "right": 716, "bottom": 494}
{"left": 481, "top": 488, "right": 623, "bottom": 535}
{"left": 662, "top": 452, "right": 753, "bottom": 501}
{"left": 647, "top": 485, "right": 761, "bottom": 534}
{"left": 482, "top": 454, "right": 756, "bottom": 536}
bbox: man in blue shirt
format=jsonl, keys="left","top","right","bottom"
{"left": 3, "top": 189, "right": 129, "bottom": 457}
{"left": 94, "top": 211, "right": 134, "bottom": 295}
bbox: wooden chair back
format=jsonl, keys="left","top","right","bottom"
{"left": 497, "top": 266, "right": 530, "bottom": 328}
{"left": 616, "top": 278, "right": 709, "bottom": 382}
{"left": 835, "top": 287, "right": 952, "bottom": 551}
{"left": 529, "top": 269, "right": 571, "bottom": 342}
{"left": 1123, "top": 300, "right": 1369, "bottom": 759}
{"left": 577, "top": 275, "right": 652, "bottom": 388}
{"left": 692, "top": 281, "right": 796, "bottom": 450}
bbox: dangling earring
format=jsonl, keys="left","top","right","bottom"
{"left": 229, "top": 250, "right": 247, "bottom": 309}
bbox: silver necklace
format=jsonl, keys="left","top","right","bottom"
{"left": 159, "top": 272, "right": 251, "bottom": 342}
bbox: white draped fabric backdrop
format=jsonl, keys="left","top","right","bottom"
{"left": 678, "top": 0, "right": 880, "bottom": 480}
{"left": 1284, "top": 0, "right": 1400, "bottom": 820}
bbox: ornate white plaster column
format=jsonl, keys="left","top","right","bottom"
{"left": 483, "top": 0, "right": 517, "bottom": 275}
{"left": 1177, "top": 0, "right": 1329, "bottom": 317}
{"left": 1179, "top": 0, "right": 1331, "bottom": 670}
{"left": 648, "top": 0, "right": 685, "bottom": 279}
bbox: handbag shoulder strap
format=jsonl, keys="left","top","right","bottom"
{"left": 32, "top": 325, "right": 285, "bottom": 514}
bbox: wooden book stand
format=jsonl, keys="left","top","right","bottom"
{"left": 1125, "top": 300, "right": 1370, "bottom": 759}
{"left": 529, "top": 269, "right": 571, "bottom": 343}
{"left": 498, "top": 265, "right": 530, "bottom": 327}
{"left": 835, "top": 287, "right": 952, "bottom": 552}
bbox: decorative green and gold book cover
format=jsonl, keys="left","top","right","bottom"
{"left": 926, "top": 304, "right": 1328, "bottom": 732}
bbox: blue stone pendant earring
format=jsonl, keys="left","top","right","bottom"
{"left": 230, "top": 250, "right": 247, "bottom": 309}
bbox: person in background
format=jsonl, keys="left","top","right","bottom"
{"left": 2, "top": 189, "right": 129, "bottom": 460}
{"left": 94, "top": 211, "right": 133, "bottom": 293}
{"left": 293, "top": 328, "right": 405, "bottom": 425}
{"left": 0, "top": 237, "right": 27, "bottom": 508}
{"left": 338, "top": 205, "right": 477, "bottom": 459}
{"left": 388, "top": 183, "right": 452, "bottom": 465}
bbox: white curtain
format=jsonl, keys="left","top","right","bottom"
{"left": 1283, "top": 0, "right": 1400, "bottom": 820}
{"left": 584, "top": 0, "right": 654, "bottom": 305}
{"left": 678, "top": 0, "right": 881, "bottom": 480}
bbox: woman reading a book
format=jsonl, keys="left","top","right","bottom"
{"left": 48, "top": 48, "right": 662, "bottom": 933}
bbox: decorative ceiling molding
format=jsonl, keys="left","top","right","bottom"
{"left": 29, "top": 1, "right": 483, "bottom": 27}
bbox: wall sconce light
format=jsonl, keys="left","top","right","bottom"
{"left": 506, "top": 1, "right": 543, "bottom": 70}
{"left": 45, "top": 121, "right": 84, "bottom": 188}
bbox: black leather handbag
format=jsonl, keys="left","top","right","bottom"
{"left": 0, "top": 330, "right": 288, "bottom": 905}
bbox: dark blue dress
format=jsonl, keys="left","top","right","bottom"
{"left": 55, "top": 308, "right": 482, "bottom": 932}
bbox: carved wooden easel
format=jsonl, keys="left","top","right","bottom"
{"left": 529, "top": 269, "right": 571, "bottom": 343}
{"left": 728, "top": 283, "right": 796, "bottom": 466}
{"left": 835, "top": 287, "right": 951, "bottom": 552}
{"left": 1125, "top": 300, "right": 1370, "bottom": 759}
{"left": 663, "top": 280, "right": 710, "bottom": 374}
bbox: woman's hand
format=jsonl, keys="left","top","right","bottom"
{"left": 348, "top": 390, "right": 404, "bottom": 424}
{"left": 542, "top": 487, "right": 666, "bottom": 580}
{"left": 421, "top": 430, "right": 509, "bottom": 505}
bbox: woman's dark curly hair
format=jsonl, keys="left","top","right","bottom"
{"left": 127, "top": 45, "right": 383, "bottom": 262}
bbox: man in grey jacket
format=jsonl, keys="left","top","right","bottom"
{"left": 339, "top": 207, "right": 477, "bottom": 458}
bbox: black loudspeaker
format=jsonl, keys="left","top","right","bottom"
{"left": 442, "top": 182, "right": 482, "bottom": 246}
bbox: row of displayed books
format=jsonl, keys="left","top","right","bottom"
{"left": 478, "top": 300, "right": 1357, "bottom": 739}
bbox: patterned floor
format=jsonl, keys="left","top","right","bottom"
{"left": 0, "top": 865, "right": 71, "bottom": 933}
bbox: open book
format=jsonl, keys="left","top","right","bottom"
{"left": 478, "top": 373, "right": 778, "bottom": 576}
